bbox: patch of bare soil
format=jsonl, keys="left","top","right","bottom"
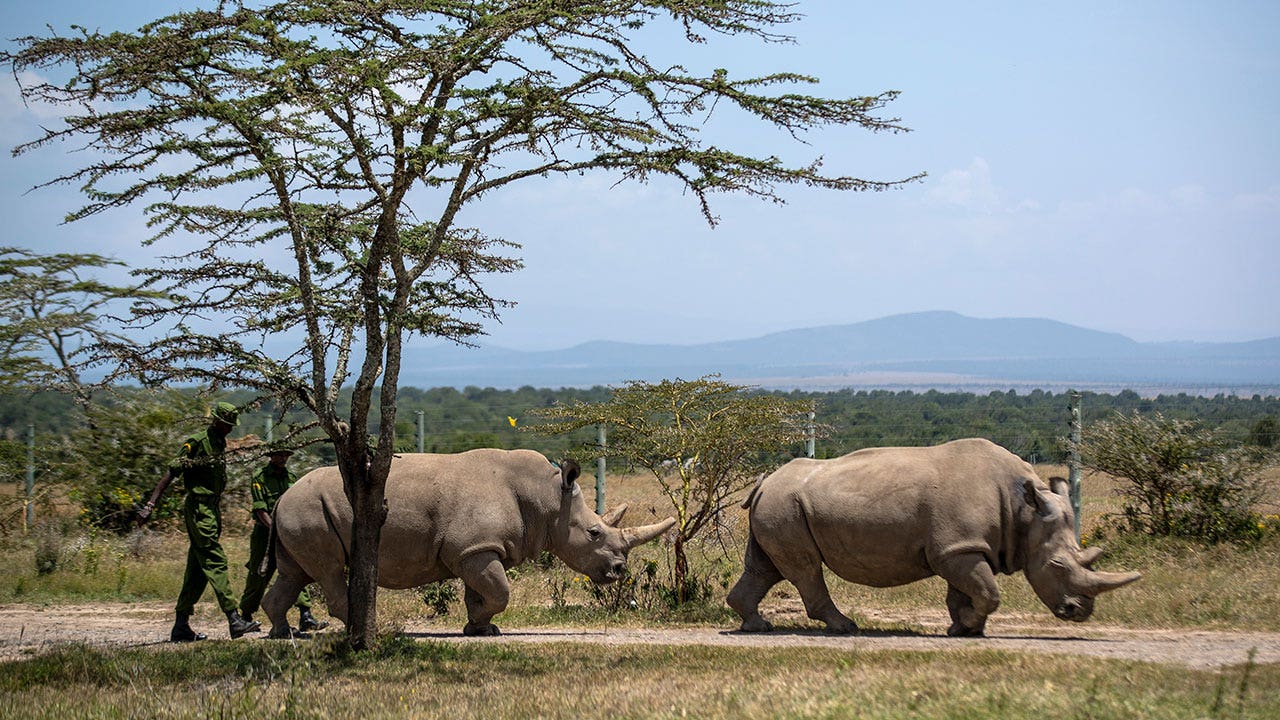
{"left": 2, "top": 602, "right": 1276, "bottom": 670}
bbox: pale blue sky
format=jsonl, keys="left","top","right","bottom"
{"left": 3, "top": 1, "right": 1277, "bottom": 350}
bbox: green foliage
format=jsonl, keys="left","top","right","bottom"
{"left": 418, "top": 580, "right": 459, "bottom": 616}
{"left": 1077, "top": 411, "right": 1272, "bottom": 544}
{"left": 57, "top": 390, "right": 213, "bottom": 532}
{"left": 1249, "top": 415, "right": 1279, "bottom": 448}
{"left": 0, "top": 247, "right": 148, "bottom": 399}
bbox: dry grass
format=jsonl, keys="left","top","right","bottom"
{"left": 1, "top": 639, "right": 1276, "bottom": 719}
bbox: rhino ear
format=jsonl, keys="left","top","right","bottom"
{"left": 601, "top": 503, "right": 628, "bottom": 527}
{"left": 1023, "top": 478, "right": 1054, "bottom": 517}
{"left": 1048, "top": 476, "right": 1070, "bottom": 498}
{"left": 560, "top": 459, "right": 581, "bottom": 493}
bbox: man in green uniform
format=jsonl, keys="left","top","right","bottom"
{"left": 138, "top": 401, "right": 260, "bottom": 642}
{"left": 238, "top": 448, "right": 327, "bottom": 633}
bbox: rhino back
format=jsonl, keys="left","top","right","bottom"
{"left": 752, "top": 439, "right": 1032, "bottom": 585}
{"left": 275, "top": 449, "right": 563, "bottom": 589}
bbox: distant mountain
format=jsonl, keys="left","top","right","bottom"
{"left": 400, "top": 311, "right": 1280, "bottom": 394}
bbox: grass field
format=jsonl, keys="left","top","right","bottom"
{"left": 1, "top": 637, "right": 1277, "bottom": 719}
{"left": 1, "top": 464, "right": 1278, "bottom": 718}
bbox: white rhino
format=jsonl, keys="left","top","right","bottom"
{"left": 263, "top": 449, "right": 674, "bottom": 637}
{"left": 727, "top": 438, "right": 1140, "bottom": 636}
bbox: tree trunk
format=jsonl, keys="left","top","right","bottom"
{"left": 341, "top": 444, "right": 388, "bottom": 650}
{"left": 673, "top": 534, "right": 689, "bottom": 605}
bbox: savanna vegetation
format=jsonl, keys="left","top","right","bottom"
{"left": 2, "top": 381, "right": 1278, "bottom": 717}
{"left": 1, "top": 461, "right": 1278, "bottom": 719}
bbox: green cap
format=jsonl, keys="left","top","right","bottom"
{"left": 211, "top": 401, "right": 240, "bottom": 426}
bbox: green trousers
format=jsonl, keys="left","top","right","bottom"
{"left": 176, "top": 493, "right": 238, "bottom": 616}
{"left": 239, "top": 523, "right": 311, "bottom": 617}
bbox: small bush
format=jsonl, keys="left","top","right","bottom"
{"left": 419, "top": 580, "right": 459, "bottom": 616}
{"left": 33, "top": 521, "right": 63, "bottom": 575}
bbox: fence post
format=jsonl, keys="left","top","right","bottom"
{"left": 595, "top": 424, "right": 607, "bottom": 515}
{"left": 1068, "top": 391, "right": 1083, "bottom": 541}
{"left": 266, "top": 416, "right": 274, "bottom": 443}
{"left": 25, "top": 423, "right": 35, "bottom": 531}
{"left": 806, "top": 411, "right": 816, "bottom": 459}
{"left": 416, "top": 411, "right": 425, "bottom": 453}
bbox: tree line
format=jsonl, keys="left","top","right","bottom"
{"left": 4, "top": 384, "right": 1277, "bottom": 467}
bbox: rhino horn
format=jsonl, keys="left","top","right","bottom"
{"left": 1078, "top": 545, "right": 1105, "bottom": 568}
{"left": 1082, "top": 569, "right": 1142, "bottom": 595}
{"left": 601, "top": 504, "right": 629, "bottom": 527}
{"left": 622, "top": 517, "right": 676, "bottom": 549}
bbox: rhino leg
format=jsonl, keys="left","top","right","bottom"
{"left": 458, "top": 552, "right": 510, "bottom": 637}
{"left": 754, "top": 525, "right": 856, "bottom": 634}
{"left": 935, "top": 553, "right": 1000, "bottom": 637}
{"left": 791, "top": 564, "right": 857, "bottom": 634}
{"left": 263, "top": 540, "right": 311, "bottom": 639}
{"left": 726, "top": 533, "right": 783, "bottom": 632}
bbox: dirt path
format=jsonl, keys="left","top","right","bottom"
{"left": 2, "top": 602, "right": 1277, "bottom": 670}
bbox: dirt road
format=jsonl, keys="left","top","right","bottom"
{"left": 2, "top": 602, "right": 1276, "bottom": 670}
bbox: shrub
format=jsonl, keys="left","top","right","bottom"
{"left": 33, "top": 520, "right": 63, "bottom": 574}
{"left": 419, "top": 580, "right": 459, "bottom": 616}
{"left": 1078, "top": 411, "right": 1272, "bottom": 544}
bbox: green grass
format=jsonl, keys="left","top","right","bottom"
{"left": 0, "top": 639, "right": 1275, "bottom": 719}
{"left": 0, "top": 528, "right": 254, "bottom": 605}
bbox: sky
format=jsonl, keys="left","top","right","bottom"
{"left": 2, "top": 1, "right": 1278, "bottom": 352}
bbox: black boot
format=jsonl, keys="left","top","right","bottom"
{"left": 226, "top": 609, "right": 261, "bottom": 639}
{"left": 170, "top": 613, "right": 207, "bottom": 643}
{"left": 297, "top": 609, "right": 328, "bottom": 633}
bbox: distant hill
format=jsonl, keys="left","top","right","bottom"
{"left": 400, "top": 311, "right": 1280, "bottom": 394}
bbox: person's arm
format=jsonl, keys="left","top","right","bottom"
{"left": 250, "top": 469, "right": 272, "bottom": 528}
{"left": 137, "top": 471, "right": 175, "bottom": 525}
{"left": 253, "top": 508, "right": 273, "bottom": 529}
{"left": 138, "top": 438, "right": 192, "bottom": 526}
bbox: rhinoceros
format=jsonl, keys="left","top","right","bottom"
{"left": 262, "top": 449, "right": 674, "bottom": 637}
{"left": 726, "top": 438, "right": 1140, "bottom": 636}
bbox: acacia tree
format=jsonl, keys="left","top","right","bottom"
{"left": 528, "top": 376, "right": 819, "bottom": 602}
{"left": 0, "top": 247, "right": 144, "bottom": 406}
{"left": 5, "top": 1, "right": 916, "bottom": 648}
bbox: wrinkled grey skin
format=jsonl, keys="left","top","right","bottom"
{"left": 263, "top": 449, "right": 675, "bottom": 638}
{"left": 727, "top": 439, "right": 1141, "bottom": 637}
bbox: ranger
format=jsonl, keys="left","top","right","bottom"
{"left": 238, "top": 448, "right": 327, "bottom": 634}
{"left": 138, "top": 401, "right": 260, "bottom": 642}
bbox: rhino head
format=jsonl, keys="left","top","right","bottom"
{"left": 551, "top": 460, "right": 676, "bottom": 584}
{"left": 1021, "top": 477, "right": 1141, "bottom": 622}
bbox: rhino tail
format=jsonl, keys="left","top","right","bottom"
{"left": 257, "top": 512, "right": 277, "bottom": 577}
{"left": 741, "top": 473, "right": 768, "bottom": 510}
{"left": 321, "top": 494, "right": 352, "bottom": 568}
